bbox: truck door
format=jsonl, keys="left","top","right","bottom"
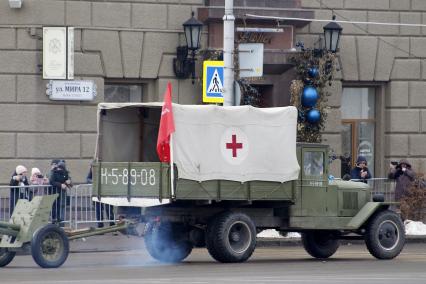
{"left": 301, "top": 148, "right": 328, "bottom": 216}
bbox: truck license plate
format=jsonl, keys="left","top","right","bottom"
{"left": 100, "top": 167, "right": 157, "bottom": 186}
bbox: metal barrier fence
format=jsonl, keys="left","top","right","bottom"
{"left": 0, "top": 184, "right": 70, "bottom": 224}
{"left": 339, "top": 178, "right": 396, "bottom": 202}
{"left": 69, "top": 184, "right": 116, "bottom": 229}
{"left": 0, "top": 184, "right": 116, "bottom": 229}
{"left": 366, "top": 178, "right": 396, "bottom": 202}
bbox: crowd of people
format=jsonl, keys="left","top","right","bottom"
{"left": 9, "top": 160, "right": 114, "bottom": 228}
{"left": 9, "top": 160, "right": 72, "bottom": 224}
{"left": 346, "top": 155, "right": 417, "bottom": 202}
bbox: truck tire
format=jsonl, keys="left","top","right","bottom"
{"left": 364, "top": 210, "right": 405, "bottom": 260}
{"left": 0, "top": 247, "right": 16, "bottom": 267}
{"left": 31, "top": 224, "right": 69, "bottom": 268}
{"left": 302, "top": 231, "right": 340, "bottom": 259}
{"left": 206, "top": 212, "right": 256, "bottom": 263}
{"left": 144, "top": 222, "right": 193, "bottom": 263}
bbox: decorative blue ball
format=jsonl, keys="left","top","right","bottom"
{"left": 308, "top": 67, "right": 319, "bottom": 78}
{"left": 301, "top": 86, "right": 318, "bottom": 107}
{"left": 306, "top": 109, "right": 321, "bottom": 124}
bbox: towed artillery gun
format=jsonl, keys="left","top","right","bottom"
{"left": 91, "top": 103, "right": 405, "bottom": 263}
{"left": 0, "top": 195, "right": 128, "bottom": 268}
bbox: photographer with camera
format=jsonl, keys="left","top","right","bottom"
{"left": 49, "top": 160, "right": 72, "bottom": 225}
{"left": 9, "top": 165, "right": 30, "bottom": 214}
{"left": 30, "top": 167, "right": 50, "bottom": 195}
{"left": 389, "top": 159, "right": 416, "bottom": 201}
{"left": 350, "top": 156, "right": 372, "bottom": 183}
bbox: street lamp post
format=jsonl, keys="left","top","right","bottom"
{"left": 174, "top": 12, "right": 203, "bottom": 83}
{"left": 183, "top": 12, "right": 203, "bottom": 83}
{"left": 323, "top": 16, "right": 343, "bottom": 53}
{"left": 183, "top": 12, "right": 203, "bottom": 53}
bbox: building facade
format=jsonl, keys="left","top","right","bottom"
{"left": 0, "top": 0, "right": 425, "bottom": 183}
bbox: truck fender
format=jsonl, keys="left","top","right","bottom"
{"left": 345, "top": 202, "right": 391, "bottom": 230}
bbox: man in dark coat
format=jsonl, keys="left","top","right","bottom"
{"left": 350, "top": 156, "right": 372, "bottom": 183}
{"left": 388, "top": 159, "right": 416, "bottom": 201}
{"left": 86, "top": 165, "right": 115, "bottom": 228}
{"left": 49, "top": 161, "right": 72, "bottom": 224}
{"left": 9, "top": 165, "right": 30, "bottom": 214}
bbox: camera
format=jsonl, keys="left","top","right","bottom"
{"left": 37, "top": 174, "right": 44, "bottom": 178}
{"left": 391, "top": 161, "right": 402, "bottom": 170}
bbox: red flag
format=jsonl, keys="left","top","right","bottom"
{"left": 157, "top": 82, "right": 175, "bottom": 162}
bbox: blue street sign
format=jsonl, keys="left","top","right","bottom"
{"left": 203, "top": 61, "right": 224, "bottom": 103}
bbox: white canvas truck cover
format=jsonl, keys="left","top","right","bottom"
{"left": 173, "top": 104, "right": 299, "bottom": 182}
{"left": 97, "top": 103, "right": 300, "bottom": 183}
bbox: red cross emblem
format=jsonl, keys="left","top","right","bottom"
{"left": 226, "top": 134, "right": 243, "bottom": 158}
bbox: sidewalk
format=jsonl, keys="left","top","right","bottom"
{"left": 69, "top": 234, "right": 426, "bottom": 253}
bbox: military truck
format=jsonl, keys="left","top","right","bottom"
{"left": 92, "top": 103, "right": 405, "bottom": 263}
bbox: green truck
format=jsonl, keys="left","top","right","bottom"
{"left": 91, "top": 103, "right": 404, "bottom": 263}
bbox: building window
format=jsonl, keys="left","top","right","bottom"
{"left": 341, "top": 87, "right": 375, "bottom": 177}
{"left": 104, "top": 84, "right": 143, "bottom": 102}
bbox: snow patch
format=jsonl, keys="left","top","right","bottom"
{"left": 405, "top": 220, "right": 426, "bottom": 236}
{"left": 257, "top": 229, "right": 301, "bottom": 238}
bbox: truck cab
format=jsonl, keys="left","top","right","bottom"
{"left": 291, "top": 144, "right": 371, "bottom": 228}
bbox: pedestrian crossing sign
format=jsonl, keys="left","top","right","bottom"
{"left": 203, "top": 60, "right": 224, "bottom": 103}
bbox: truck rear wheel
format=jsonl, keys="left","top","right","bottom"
{"left": 302, "top": 231, "right": 340, "bottom": 259}
{"left": 0, "top": 246, "right": 16, "bottom": 267}
{"left": 31, "top": 224, "right": 69, "bottom": 268}
{"left": 144, "top": 222, "right": 193, "bottom": 263}
{"left": 206, "top": 212, "right": 256, "bottom": 263}
{"left": 364, "top": 210, "right": 405, "bottom": 259}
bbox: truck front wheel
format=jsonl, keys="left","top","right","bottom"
{"left": 302, "top": 231, "right": 340, "bottom": 259}
{"left": 144, "top": 222, "right": 193, "bottom": 263}
{"left": 364, "top": 210, "right": 405, "bottom": 259}
{"left": 206, "top": 212, "right": 256, "bottom": 263}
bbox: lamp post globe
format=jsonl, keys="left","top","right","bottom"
{"left": 183, "top": 12, "right": 203, "bottom": 52}
{"left": 323, "top": 16, "right": 343, "bottom": 53}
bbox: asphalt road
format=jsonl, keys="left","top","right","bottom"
{"left": 2, "top": 243, "right": 426, "bottom": 284}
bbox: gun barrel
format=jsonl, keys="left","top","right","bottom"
{"left": 0, "top": 221, "right": 21, "bottom": 231}
{"left": 0, "top": 227, "right": 19, "bottom": 237}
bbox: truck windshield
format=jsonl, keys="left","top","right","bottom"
{"left": 303, "top": 151, "right": 324, "bottom": 177}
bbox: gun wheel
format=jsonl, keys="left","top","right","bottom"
{"left": 206, "top": 212, "right": 256, "bottom": 263}
{"left": 302, "top": 231, "right": 340, "bottom": 259}
{"left": 31, "top": 224, "right": 69, "bottom": 268}
{"left": 365, "top": 210, "right": 405, "bottom": 259}
{"left": 144, "top": 222, "right": 193, "bottom": 263}
{"left": 0, "top": 246, "right": 16, "bottom": 267}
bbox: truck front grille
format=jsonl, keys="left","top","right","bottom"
{"left": 342, "top": 192, "right": 358, "bottom": 210}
